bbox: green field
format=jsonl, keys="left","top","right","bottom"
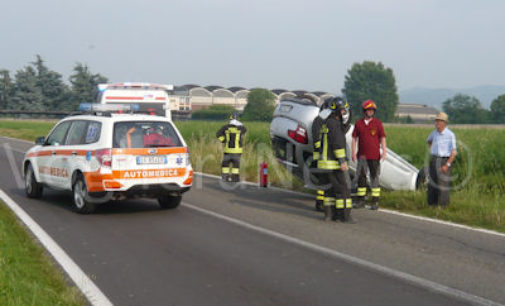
{"left": 0, "top": 202, "right": 85, "bottom": 305}
{"left": 1, "top": 119, "right": 504, "bottom": 232}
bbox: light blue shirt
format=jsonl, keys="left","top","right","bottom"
{"left": 427, "top": 127, "right": 457, "bottom": 157}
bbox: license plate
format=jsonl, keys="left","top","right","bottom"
{"left": 136, "top": 155, "right": 167, "bottom": 164}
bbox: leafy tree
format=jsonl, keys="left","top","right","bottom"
{"left": 69, "top": 63, "right": 108, "bottom": 110}
{"left": 11, "top": 66, "right": 45, "bottom": 111}
{"left": 442, "top": 94, "right": 490, "bottom": 124}
{"left": 32, "top": 55, "right": 70, "bottom": 110}
{"left": 242, "top": 88, "right": 276, "bottom": 121}
{"left": 0, "top": 69, "right": 14, "bottom": 109}
{"left": 490, "top": 94, "right": 505, "bottom": 123}
{"left": 342, "top": 61, "right": 399, "bottom": 122}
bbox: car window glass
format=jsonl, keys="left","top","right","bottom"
{"left": 113, "top": 121, "right": 182, "bottom": 148}
{"left": 65, "top": 121, "right": 89, "bottom": 145}
{"left": 85, "top": 121, "right": 101, "bottom": 144}
{"left": 46, "top": 121, "right": 71, "bottom": 146}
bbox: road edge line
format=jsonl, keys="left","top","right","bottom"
{"left": 0, "top": 189, "right": 113, "bottom": 306}
{"left": 183, "top": 202, "right": 503, "bottom": 306}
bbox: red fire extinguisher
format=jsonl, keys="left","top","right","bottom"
{"left": 260, "top": 162, "right": 268, "bottom": 187}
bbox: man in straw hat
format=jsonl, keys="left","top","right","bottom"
{"left": 426, "top": 112, "right": 457, "bottom": 206}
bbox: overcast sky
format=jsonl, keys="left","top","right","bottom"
{"left": 1, "top": 0, "right": 504, "bottom": 94}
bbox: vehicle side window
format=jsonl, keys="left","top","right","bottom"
{"left": 46, "top": 121, "right": 71, "bottom": 146}
{"left": 84, "top": 121, "right": 101, "bottom": 144}
{"left": 65, "top": 121, "right": 89, "bottom": 145}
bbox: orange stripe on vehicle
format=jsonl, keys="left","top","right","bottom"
{"left": 112, "top": 147, "right": 187, "bottom": 155}
{"left": 105, "top": 96, "right": 144, "bottom": 100}
{"left": 112, "top": 168, "right": 186, "bottom": 179}
{"left": 83, "top": 170, "right": 113, "bottom": 192}
{"left": 27, "top": 150, "right": 89, "bottom": 157}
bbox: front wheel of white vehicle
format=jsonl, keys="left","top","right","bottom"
{"left": 158, "top": 195, "right": 182, "bottom": 209}
{"left": 73, "top": 176, "right": 96, "bottom": 214}
{"left": 25, "top": 164, "right": 43, "bottom": 198}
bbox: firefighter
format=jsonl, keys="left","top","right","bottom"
{"left": 351, "top": 100, "right": 386, "bottom": 210}
{"left": 317, "top": 97, "right": 353, "bottom": 223}
{"left": 312, "top": 98, "right": 332, "bottom": 211}
{"left": 216, "top": 113, "right": 247, "bottom": 182}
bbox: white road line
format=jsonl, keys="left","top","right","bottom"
{"left": 183, "top": 202, "right": 503, "bottom": 306}
{"left": 0, "top": 189, "right": 113, "bottom": 306}
{"left": 379, "top": 209, "right": 505, "bottom": 238}
{"left": 195, "top": 172, "right": 505, "bottom": 238}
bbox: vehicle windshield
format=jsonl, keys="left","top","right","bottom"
{"left": 113, "top": 121, "right": 182, "bottom": 148}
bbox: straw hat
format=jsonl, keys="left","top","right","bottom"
{"left": 435, "top": 112, "right": 449, "bottom": 122}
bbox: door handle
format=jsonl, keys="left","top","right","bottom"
{"left": 52, "top": 151, "right": 57, "bottom": 155}
{"left": 72, "top": 151, "right": 78, "bottom": 156}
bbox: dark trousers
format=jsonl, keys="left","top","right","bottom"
{"left": 325, "top": 170, "right": 351, "bottom": 208}
{"left": 221, "top": 153, "right": 241, "bottom": 182}
{"left": 428, "top": 156, "right": 452, "bottom": 206}
{"left": 356, "top": 159, "right": 381, "bottom": 203}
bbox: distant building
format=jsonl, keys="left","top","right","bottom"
{"left": 395, "top": 103, "right": 440, "bottom": 122}
{"left": 177, "top": 84, "right": 334, "bottom": 111}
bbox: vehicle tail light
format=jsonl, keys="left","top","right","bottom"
{"left": 183, "top": 170, "right": 193, "bottom": 185}
{"left": 95, "top": 148, "right": 112, "bottom": 168}
{"left": 288, "top": 125, "right": 308, "bottom": 144}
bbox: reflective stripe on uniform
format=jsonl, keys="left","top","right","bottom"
{"left": 222, "top": 167, "right": 230, "bottom": 174}
{"left": 218, "top": 136, "right": 225, "bottom": 142}
{"left": 317, "top": 160, "right": 341, "bottom": 170}
{"left": 336, "top": 199, "right": 344, "bottom": 209}
{"left": 371, "top": 187, "right": 381, "bottom": 197}
{"left": 313, "top": 151, "right": 320, "bottom": 160}
{"left": 231, "top": 168, "right": 240, "bottom": 174}
{"left": 324, "top": 197, "right": 336, "bottom": 206}
{"left": 316, "top": 190, "right": 324, "bottom": 201}
{"left": 357, "top": 187, "right": 367, "bottom": 197}
{"left": 224, "top": 127, "right": 243, "bottom": 154}
{"left": 314, "top": 141, "right": 321, "bottom": 149}
{"left": 345, "top": 198, "right": 352, "bottom": 208}
{"left": 334, "top": 148, "right": 346, "bottom": 159}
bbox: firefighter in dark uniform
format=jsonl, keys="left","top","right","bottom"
{"left": 317, "top": 97, "right": 354, "bottom": 222}
{"left": 216, "top": 113, "right": 247, "bottom": 182}
{"left": 312, "top": 98, "right": 332, "bottom": 211}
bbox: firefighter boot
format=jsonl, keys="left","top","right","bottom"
{"left": 323, "top": 206, "right": 333, "bottom": 221}
{"left": 221, "top": 173, "right": 229, "bottom": 182}
{"left": 353, "top": 197, "right": 365, "bottom": 209}
{"left": 370, "top": 197, "right": 379, "bottom": 210}
{"left": 342, "top": 208, "right": 356, "bottom": 224}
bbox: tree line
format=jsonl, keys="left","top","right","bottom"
{"left": 1, "top": 56, "right": 504, "bottom": 123}
{"left": 0, "top": 55, "right": 107, "bottom": 112}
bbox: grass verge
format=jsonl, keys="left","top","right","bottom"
{"left": 0, "top": 201, "right": 85, "bottom": 305}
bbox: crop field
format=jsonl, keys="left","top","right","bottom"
{"left": 0, "top": 119, "right": 503, "bottom": 232}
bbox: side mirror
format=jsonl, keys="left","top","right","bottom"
{"left": 35, "top": 136, "right": 45, "bottom": 145}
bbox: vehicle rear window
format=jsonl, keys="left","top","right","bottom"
{"left": 113, "top": 121, "right": 182, "bottom": 148}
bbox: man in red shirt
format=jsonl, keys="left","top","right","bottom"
{"left": 351, "top": 100, "right": 387, "bottom": 210}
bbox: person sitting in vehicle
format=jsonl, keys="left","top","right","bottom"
{"left": 144, "top": 126, "right": 173, "bottom": 147}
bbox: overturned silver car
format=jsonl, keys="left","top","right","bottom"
{"left": 269, "top": 97, "right": 426, "bottom": 191}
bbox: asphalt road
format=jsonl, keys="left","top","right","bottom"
{"left": 1, "top": 136, "right": 504, "bottom": 306}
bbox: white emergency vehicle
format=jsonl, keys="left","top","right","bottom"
{"left": 22, "top": 104, "right": 193, "bottom": 214}
{"left": 97, "top": 82, "right": 191, "bottom": 120}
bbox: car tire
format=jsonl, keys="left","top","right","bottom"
{"left": 158, "top": 195, "right": 182, "bottom": 209}
{"left": 73, "top": 176, "right": 96, "bottom": 214}
{"left": 416, "top": 166, "right": 429, "bottom": 190}
{"left": 25, "top": 164, "right": 43, "bottom": 198}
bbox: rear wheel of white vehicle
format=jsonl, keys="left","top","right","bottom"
{"left": 25, "top": 164, "right": 43, "bottom": 198}
{"left": 158, "top": 195, "right": 182, "bottom": 209}
{"left": 73, "top": 176, "right": 96, "bottom": 214}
